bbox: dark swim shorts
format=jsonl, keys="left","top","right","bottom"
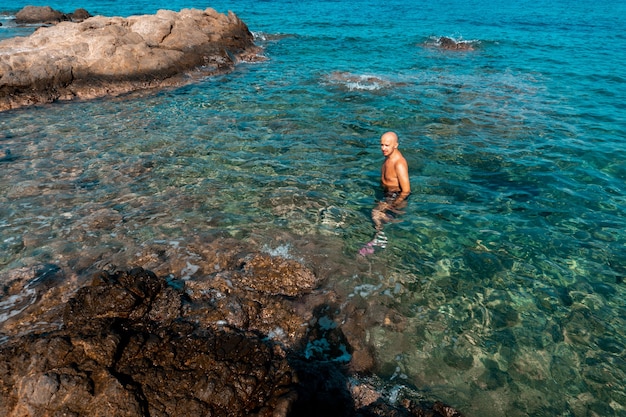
{"left": 383, "top": 191, "right": 409, "bottom": 204}
{"left": 384, "top": 191, "right": 400, "bottom": 202}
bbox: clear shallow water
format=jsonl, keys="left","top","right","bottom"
{"left": 2, "top": 0, "right": 626, "bottom": 416}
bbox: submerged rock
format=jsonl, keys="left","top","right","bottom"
{"left": 0, "top": 148, "right": 16, "bottom": 162}
{"left": 0, "top": 8, "right": 263, "bottom": 111}
{"left": 0, "top": 265, "right": 464, "bottom": 416}
{"left": 430, "top": 36, "right": 475, "bottom": 51}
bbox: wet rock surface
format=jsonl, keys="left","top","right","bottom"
{"left": 0, "top": 7, "right": 263, "bottom": 111}
{"left": 0, "top": 261, "right": 464, "bottom": 416}
{"left": 423, "top": 36, "right": 476, "bottom": 51}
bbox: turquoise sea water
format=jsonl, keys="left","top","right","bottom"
{"left": 2, "top": 0, "right": 626, "bottom": 415}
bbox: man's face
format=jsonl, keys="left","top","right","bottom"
{"left": 380, "top": 135, "right": 397, "bottom": 157}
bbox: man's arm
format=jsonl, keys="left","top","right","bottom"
{"left": 394, "top": 159, "right": 411, "bottom": 204}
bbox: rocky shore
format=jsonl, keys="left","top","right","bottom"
{"left": 0, "top": 239, "right": 463, "bottom": 416}
{"left": 0, "top": 6, "right": 465, "bottom": 416}
{"left": 0, "top": 6, "right": 263, "bottom": 112}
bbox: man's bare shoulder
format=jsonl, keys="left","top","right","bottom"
{"left": 393, "top": 152, "right": 408, "bottom": 167}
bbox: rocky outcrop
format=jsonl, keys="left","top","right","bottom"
{"left": 0, "top": 268, "right": 295, "bottom": 416}
{"left": 0, "top": 8, "right": 263, "bottom": 112}
{"left": 14, "top": 6, "right": 92, "bottom": 24}
{"left": 0, "top": 264, "right": 463, "bottom": 416}
{"left": 437, "top": 37, "right": 475, "bottom": 51}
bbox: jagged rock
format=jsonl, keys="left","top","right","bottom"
{"left": 0, "top": 268, "right": 295, "bottom": 416}
{"left": 437, "top": 36, "right": 475, "bottom": 51}
{"left": 237, "top": 253, "right": 320, "bottom": 296}
{"left": 0, "top": 8, "right": 263, "bottom": 111}
{"left": 0, "top": 265, "right": 464, "bottom": 416}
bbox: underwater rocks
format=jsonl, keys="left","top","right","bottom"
{"left": 422, "top": 37, "right": 476, "bottom": 51}
{"left": 437, "top": 37, "right": 475, "bottom": 51}
{"left": 0, "top": 264, "right": 464, "bottom": 416}
{"left": 0, "top": 8, "right": 263, "bottom": 111}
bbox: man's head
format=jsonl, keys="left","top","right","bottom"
{"left": 380, "top": 131, "right": 399, "bottom": 157}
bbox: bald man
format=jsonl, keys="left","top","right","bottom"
{"left": 360, "top": 132, "right": 411, "bottom": 255}
{"left": 372, "top": 131, "right": 411, "bottom": 230}
{"left": 380, "top": 131, "right": 410, "bottom": 202}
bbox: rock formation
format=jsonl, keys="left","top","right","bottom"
{"left": 0, "top": 261, "right": 463, "bottom": 416}
{"left": 0, "top": 8, "right": 263, "bottom": 112}
{"left": 437, "top": 37, "right": 475, "bottom": 51}
{"left": 14, "top": 5, "right": 92, "bottom": 24}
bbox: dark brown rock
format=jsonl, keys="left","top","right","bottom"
{"left": 237, "top": 253, "right": 320, "bottom": 296}
{"left": 69, "top": 8, "right": 92, "bottom": 22}
{"left": 0, "top": 264, "right": 465, "bottom": 417}
{"left": 13, "top": 6, "right": 104, "bottom": 25}
{"left": 14, "top": 6, "right": 64, "bottom": 24}
{"left": 438, "top": 36, "right": 475, "bottom": 51}
{"left": 0, "top": 268, "right": 295, "bottom": 417}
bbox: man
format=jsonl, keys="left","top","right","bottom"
{"left": 380, "top": 132, "right": 410, "bottom": 204}
{"left": 360, "top": 131, "right": 410, "bottom": 255}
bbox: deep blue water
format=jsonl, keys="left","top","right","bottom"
{"left": 1, "top": 1, "right": 626, "bottom": 416}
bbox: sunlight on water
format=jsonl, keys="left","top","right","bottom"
{"left": 2, "top": 0, "right": 626, "bottom": 415}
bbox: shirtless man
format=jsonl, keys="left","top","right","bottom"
{"left": 360, "top": 132, "right": 410, "bottom": 255}
{"left": 372, "top": 131, "right": 411, "bottom": 230}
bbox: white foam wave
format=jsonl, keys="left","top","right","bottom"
{"left": 325, "top": 71, "right": 395, "bottom": 91}
{"left": 426, "top": 35, "right": 480, "bottom": 51}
